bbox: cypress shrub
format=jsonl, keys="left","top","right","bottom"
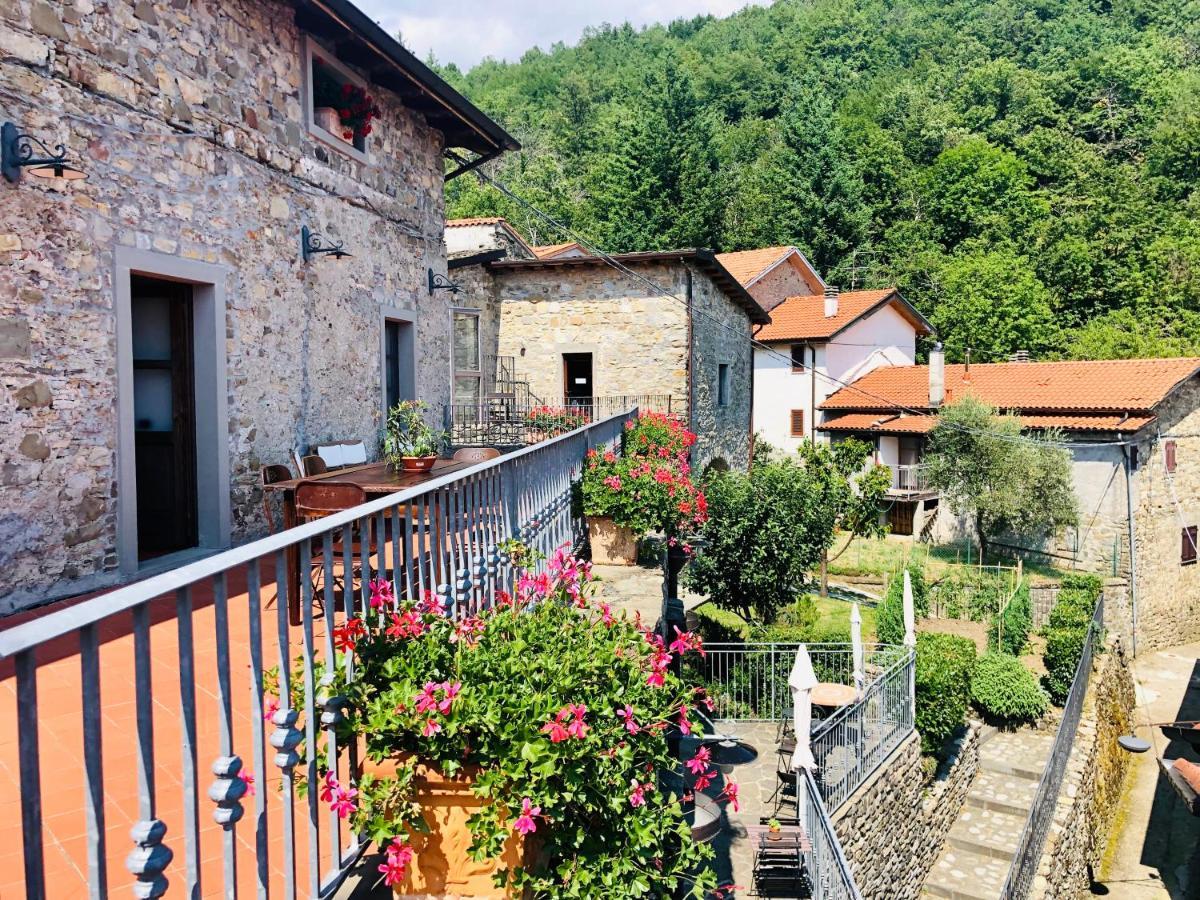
{"left": 971, "top": 652, "right": 1049, "bottom": 724}
{"left": 1043, "top": 625, "right": 1089, "bottom": 704}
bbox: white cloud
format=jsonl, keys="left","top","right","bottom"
{"left": 354, "top": 0, "right": 767, "bottom": 69}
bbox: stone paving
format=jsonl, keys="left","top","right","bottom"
{"left": 922, "top": 729, "right": 1054, "bottom": 900}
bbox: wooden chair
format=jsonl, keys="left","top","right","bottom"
{"left": 260, "top": 464, "right": 293, "bottom": 533}
{"left": 452, "top": 447, "right": 502, "bottom": 463}
{"left": 295, "top": 481, "right": 369, "bottom": 608}
{"left": 301, "top": 454, "right": 328, "bottom": 477}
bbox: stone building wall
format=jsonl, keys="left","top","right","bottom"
{"left": 0, "top": 0, "right": 455, "bottom": 611}
{"left": 1129, "top": 376, "right": 1200, "bottom": 651}
{"left": 833, "top": 724, "right": 980, "bottom": 900}
{"left": 689, "top": 265, "right": 753, "bottom": 472}
{"left": 744, "top": 256, "right": 822, "bottom": 313}
{"left": 1029, "top": 636, "right": 1136, "bottom": 899}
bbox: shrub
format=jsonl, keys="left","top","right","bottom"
{"left": 622, "top": 411, "right": 695, "bottom": 463}
{"left": 1059, "top": 572, "right": 1103, "bottom": 597}
{"left": 776, "top": 596, "right": 820, "bottom": 634}
{"left": 1047, "top": 597, "right": 1092, "bottom": 630}
{"left": 581, "top": 447, "right": 707, "bottom": 538}
{"left": 1043, "top": 625, "right": 1088, "bottom": 704}
{"left": 691, "top": 604, "right": 750, "bottom": 643}
{"left": 970, "top": 652, "right": 1049, "bottom": 724}
{"left": 988, "top": 581, "right": 1033, "bottom": 654}
{"left": 932, "top": 568, "right": 1010, "bottom": 621}
{"left": 915, "top": 632, "right": 977, "bottom": 755}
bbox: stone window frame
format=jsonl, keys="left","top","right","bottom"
{"left": 379, "top": 306, "right": 417, "bottom": 423}
{"left": 301, "top": 35, "right": 372, "bottom": 166}
{"left": 1165, "top": 439, "right": 1177, "bottom": 474}
{"left": 716, "top": 362, "right": 731, "bottom": 408}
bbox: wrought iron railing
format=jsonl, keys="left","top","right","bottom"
{"left": 891, "top": 463, "right": 930, "bottom": 492}
{"left": 0, "top": 411, "right": 633, "bottom": 900}
{"left": 688, "top": 642, "right": 915, "bottom": 811}
{"left": 802, "top": 767, "right": 865, "bottom": 900}
{"left": 563, "top": 394, "right": 685, "bottom": 420}
{"left": 998, "top": 596, "right": 1105, "bottom": 899}
{"left": 446, "top": 402, "right": 609, "bottom": 447}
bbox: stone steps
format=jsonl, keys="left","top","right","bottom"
{"left": 921, "top": 729, "right": 1053, "bottom": 900}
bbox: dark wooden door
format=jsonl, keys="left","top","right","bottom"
{"left": 131, "top": 276, "right": 198, "bottom": 558}
{"left": 563, "top": 353, "right": 593, "bottom": 406}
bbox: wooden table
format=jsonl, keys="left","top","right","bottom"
{"left": 264, "top": 459, "right": 471, "bottom": 623}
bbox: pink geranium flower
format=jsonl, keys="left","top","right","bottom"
{"left": 719, "top": 781, "right": 740, "bottom": 812}
{"left": 616, "top": 704, "right": 640, "bottom": 735}
{"left": 600, "top": 602, "right": 615, "bottom": 627}
{"left": 368, "top": 577, "right": 394, "bottom": 612}
{"left": 541, "top": 719, "right": 570, "bottom": 742}
{"left": 414, "top": 682, "right": 440, "bottom": 714}
{"left": 686, "top": 746, "right": 711, "bottom": 775}
{"left": 628, "top": 778, "right": 653, "bottom": 808}
{"left": 319, "top": 772, "right": 358, "bottom": 819}
{"left": 693, "top": 769, "right": 715, "bottom": 791}
{"left": 263, "top": 696, "right": 280, "bottom": 722}
{"left": 513, "top": 797, "right": 541, "bottom": 836}
{"left": 238, "top": 771, "right": 255, "bottom": 797}
{"left": 678, "top": 703, "right": 693, "bottom": 736}
{"left": 422, "top": 718, "right": 442, "bottom": 737}
{"left": 377, "top": 838, "right": 414, "bottom": 887}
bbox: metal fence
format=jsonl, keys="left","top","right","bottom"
{"left": 0, "top": 411, "right": 632, "bottom": 900}
{"left": 563, "top": 394, "right": 685, "bottom": 420}
{"left": 802, "top": 767, "right": 865, "bottom": 900}
{"left": 689, "top": 642, "right": 915, "bottom": 811}
{"left": 892, "top": 463, "right": 930, "bottom": 493}
{"left": 998, "top": 596, "right": 1105, "bottom": 899}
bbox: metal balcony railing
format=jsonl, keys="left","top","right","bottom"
{"left": 0, "top": 411, "right": 633, "bottom": 900}
{"left": 686, "top": 642, "right": 915, "bottom": 812}
{"left": 802, "top": 768, "right": 865, "bottom": 900}
{"left": 892, "top": 463, "right": 930, "bottom": 493}
{"left": 562, "top": 394, "right": 686, "bottom": 420}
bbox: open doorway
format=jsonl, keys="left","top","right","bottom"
{"left": 563, "top": 352, "right": 593, "bottom": 408}
{"left": 130, "top": 275, "right": 198, "bottom": 559}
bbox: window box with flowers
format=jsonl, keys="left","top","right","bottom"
{"left": 279, "top": 544, "right": 728, "bottom": 898}
{"left": 303, "top": 38, "right": 381, "bottom": 162}
{"left": 581, "top": 414, "right": 707, "bottom": 566}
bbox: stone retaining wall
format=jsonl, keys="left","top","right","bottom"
{"left": 833, "top": 723, "right": 980, "bottom": 899}
{"left": 1029, "top": 636, "right": 1135, "bottom": 899}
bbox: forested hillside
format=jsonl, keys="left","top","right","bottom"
{"left": 438, "top": 0, "right": 1200, "bottom": 361}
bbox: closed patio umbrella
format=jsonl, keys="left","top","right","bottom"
{"left": 850, "top": 603, "right": 864, "bottom": 696}
{"left": 788, "top": 644, "right": 818, "bottom": 772}
{"left": 902, "top": 569, "right": 916, "bottom": 648}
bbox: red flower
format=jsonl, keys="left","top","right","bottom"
{"left": 332, "top": 618, "right": 366, "bottom": 652}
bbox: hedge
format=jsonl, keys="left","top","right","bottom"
{"left": 915, "top": 632, "right": 976, "bottom": 755}
{"left": 1043, "top": 625, "right": 1089, "bottom": 704}
{"left": 971, "top": 652, "right": 1048, "bottom": 724}
{"left": 691, "top": 604, "right": 750, "bottom": 643}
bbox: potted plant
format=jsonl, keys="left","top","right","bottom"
{"left": 767, "top": 817, "right": 782, "bottom": 841}
{"left": 312, "top": 57, "right": 381, "bottom": 145}
{"left": 525, "top": 405, "right": 589, "bottom": 441}
{"left": 383, "top": 399, "right": 447, "bottom": 473}
{"left": 290, "top": 544, "right": 725, "bottom": 897}
{"left": 580, "top": 417, "right": 708, "bottom": 566}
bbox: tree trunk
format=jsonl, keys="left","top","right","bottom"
{"left": 975, "top": 513, "right": 989, "bottom": 565}
{"left": 819, "top": 551, "right": 829, "bottom": 598}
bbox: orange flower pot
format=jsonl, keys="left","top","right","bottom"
{"left": 587, "top": 517, "right": 638, "bottom": 566}
{"left": 361, "top": 757, "right": 527, "bottom": 897}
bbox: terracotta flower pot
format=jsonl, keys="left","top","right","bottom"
{"left": 314, "top": 106, "right": 346, "bottom": 138}
{"left": 361, "top": 757, "right": 528, "bottom": 897}
{"left": 767, "top": 830, "right": 782, "bottom": 842}
{"left": 400, "top": 455, "right": 438, "bottom": 473}
{"left": 587, "top": 516, "right": 638, "bottom": 566}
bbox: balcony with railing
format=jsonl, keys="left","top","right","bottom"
{"left": 890, "top": 462, "right": 933, "bottom": 495}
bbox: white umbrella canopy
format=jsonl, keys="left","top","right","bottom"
{"left": 902, "top": 569, "right": 917, "bottom": 648}
{"left": 850, "top": 603, "right": 865, "bottom": 696}
{"left": 788, "top": 644, "right": 818, "bottom": 773}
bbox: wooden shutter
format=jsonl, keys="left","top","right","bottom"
{"left": 1183, "top": 526, "right": 1197, "bottom": 565}
{"left": 790, "top": 410, "right": 805, "bottom": 437}
{"left": 1166, "top": 440, "right": 1177, "bottom": 473}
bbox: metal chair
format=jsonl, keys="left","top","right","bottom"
{"left": 453, "top": 447, "right": 502, "bottom": 463}
{"left": 260, "top": 464, "right": 293, "bottom": 533}
{"left": 301, "top": 454, "right": 328, "bottom": 476}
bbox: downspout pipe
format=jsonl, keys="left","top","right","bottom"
{"left": 685, "top": 267, "right": 696, "bottom": 468}
{"left": 1121, "top": 443, "right": 1139, "bottom": 657}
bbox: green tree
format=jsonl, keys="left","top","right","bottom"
{"left": 924, "top": 398, "right": 1078, "bottom": 561}
{"left": 797, "top": 438, "right": 891, "bottom": 596}
{"left": 684, "top": 459, "right": 837, "bottom": 623}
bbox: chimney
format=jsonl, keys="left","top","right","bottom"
{"left": 1009, "top": 350, "right": 1030, "bottom": 363}
{"left": 929, "top": 342, "right": 945, "bottom": 408}
{"left": 823, "top": 285, "right": 839, "bottom": 318}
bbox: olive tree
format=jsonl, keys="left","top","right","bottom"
{"left": 924, "top": 397, "right": 1077, "bottom": 561}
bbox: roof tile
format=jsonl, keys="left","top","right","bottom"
{"left": 715, "top": 247, "right": 794, "bottom": 286}
{"left": 756, "top": 289, "right": 930, "bottom": 341}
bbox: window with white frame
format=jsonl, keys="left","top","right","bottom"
{"left": 301, "top": 37, "right": 379, "bottom": 163}
{"left": 452, "top": 310, "right": 482, "bottom": 406}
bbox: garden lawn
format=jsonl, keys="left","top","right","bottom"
{"left": 827, "top": 534, "right": 1070, "bottom": 581}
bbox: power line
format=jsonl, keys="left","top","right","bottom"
{"left": 456, "top": 154, "right": 1140, "bottom": 450}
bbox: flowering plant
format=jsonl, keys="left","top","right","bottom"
{"left": 312, "top": 545, "right": 721, "bottom": 896}
{"left": 623, "top": 412, "right": 695, "bottom": 464}
{"left": 582, "top": 451, "right": 708, "bottom": 538}
{"left": 525, "top": 405, "right": 589, "bottom": 437}
{"left": 312, "top": 58, "right": 382, "bottom": 141}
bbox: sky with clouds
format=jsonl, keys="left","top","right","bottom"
{"left": 354, "top": 1, "right": 767, "bottom": 70}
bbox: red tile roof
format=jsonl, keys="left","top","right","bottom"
{"left": 716, "top": 247, "right": 795, "bottom": 286}
{"left": 818, "top": 411, "right": 1157, "bottom": 435}
{"left": 755, "top": 289, "right": 934, "bottom": 342}
{"left": 820, "top": 358, "right": 1200, "bottom": 414}
{"left": 446, "top": 217, "right": 507, "bottom": 227}
{"left": 532, "top": 242, "right": 587, "bottom": 259}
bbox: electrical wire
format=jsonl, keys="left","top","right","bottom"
{"left": 456, "top": 155, "right": 1143, "bottom": 450}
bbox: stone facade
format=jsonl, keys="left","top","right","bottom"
{"left": 484, "top": 260, "right": 754, "bottom": 470}
{"left": 1029, "top": 636, "right": 1136, "bottom": 899}
{"left": 743, "top": 255, "right": 823, "bottom": 312}
{"left": 833, "top": 724, "right": 980, "bottom": 900}
{"left": 0, "top": 0, "right": 468, "bottom": 611}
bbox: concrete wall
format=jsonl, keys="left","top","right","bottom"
{"left": 0, "top": 0, "right": 452, "bottom": 610}
{"left": 1030, "top": 636, "right": 1136, "bottom": 899}
{"left": 834, "top": 724, "right": 980, "bottom": 900}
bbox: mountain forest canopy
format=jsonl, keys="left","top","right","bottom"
{"left": 436, "top": 0, "right": 1200, "bottom": 362}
